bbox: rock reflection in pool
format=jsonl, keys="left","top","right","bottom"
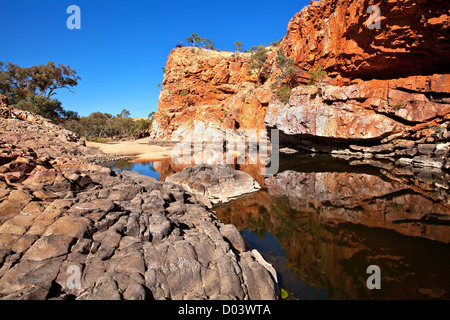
{"left": 241, "top": 228, "right": 328, "bottom": 300}
{"left": 213, "top": 154, "right": 450, "bottom": 300}
{"left": 214, "top": 188, "right": 450, "bottom": 299}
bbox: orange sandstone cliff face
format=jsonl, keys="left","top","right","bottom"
{"left": 267, "top": 0, "right": 450, "bottom": 169}
{"left": 150, "top": 0, "right": 450, "bottom": 169}
{"left": 283, "top": 0, "right": 450, "bottom": 80}
{"left": 150, "top": 48, "right": 272, "bottom": 142}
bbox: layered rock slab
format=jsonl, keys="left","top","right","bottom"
{"left": 265, "top": 86, "right": 405, "bottom": 140}
{"left": 165, "top": 164, "right": 261, "bottom": 204}
{"left": 0, "top": 142, "right": 278, "bottom": 300}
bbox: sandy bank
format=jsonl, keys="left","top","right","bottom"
{"left": 86, "top": 138, "right": 173, "bottom": 162}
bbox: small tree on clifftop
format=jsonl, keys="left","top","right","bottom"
{"left": 234, "top": 41, "right": 243, "bottom": 52}
{"left": 186, "top": 33, "right": 215, "bottom": 49}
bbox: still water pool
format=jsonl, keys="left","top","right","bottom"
{"left": 103, "top": 154, "right": 450, "bottom": 300}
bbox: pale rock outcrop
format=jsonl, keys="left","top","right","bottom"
{"left": 166, "top": 164, "right": 261, "bottom": 204}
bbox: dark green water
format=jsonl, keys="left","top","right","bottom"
{"left": 104, "top": 154, "right": 450, "bottom": 300}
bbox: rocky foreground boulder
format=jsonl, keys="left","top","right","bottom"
{"left": 0, "top": 141, "right": 279, "bottom": 300}
{"left": 166, "top": 164, "right": 261, "bottom": 204}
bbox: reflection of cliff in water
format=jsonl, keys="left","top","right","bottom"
{"left": 154, "top": 154, "right": 450, "bottom": 242}
{"left": 148, "top": 153, "right": 450, "bottom": 298}
{"left": 265, "top": 168, "right": 450, "bottom": 243}
{"left": 212, "top": 154, "right": 450, "bottom": 299}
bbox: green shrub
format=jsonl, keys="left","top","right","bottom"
{"left": 63, "top": 110, "right": 153, "bottom": 140}
{"left": 392, "top": 102, "right": 405, "bottom": 111}
{"left": 247, "top": 45, "right": 269, "bottom": 86}
{"left": 308, "top": 65, "right": 326, "bottom": 85}
{"left": 15, "top": 95, "right": 68, "bottom": 123}
{"left": 1, "top": 61, "right": 80, "bottom": 123}
{"left": 268, "top": 38, "right": 283, "bottom": 47}
{"left": 277, "top": 84, "right": 291, "bottom": 104}
{"left": 274, "top": 47, "right": 298, "bottom": 88}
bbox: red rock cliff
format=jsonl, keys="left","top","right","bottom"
{"left": 150, "top": 0, "right": 450, "bottom": 170}
{"left": 150, "top": 48, "right": 272, "bottom": 142}
{"left": 283, "top": 0, "right": 450, "bottom": 80}
{"left": 265, "top": 0, "right": 450, "bottom": 170}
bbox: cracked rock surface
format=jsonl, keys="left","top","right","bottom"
{"left": 0, "top": 141, "right": 278, "bottom": 300}
{"left": 166, "top": 164, "right": 261, "bottom": 204}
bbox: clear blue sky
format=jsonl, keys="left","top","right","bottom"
{"left": 0, "top": 0, "right": 309, "bottom": 118}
